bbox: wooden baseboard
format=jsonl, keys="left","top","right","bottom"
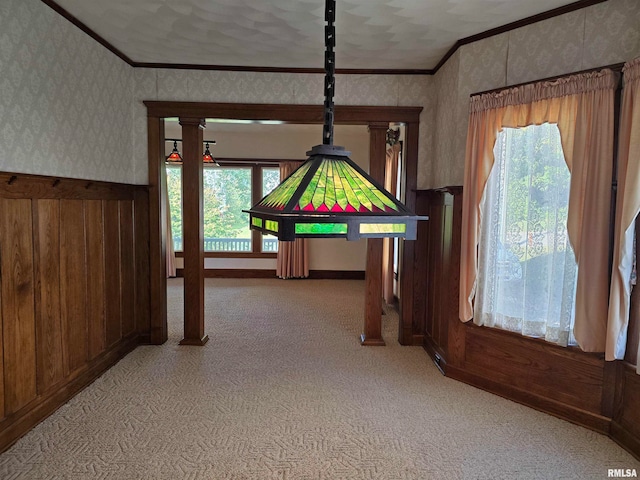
{"left": 176, "top": 268, "right": 275, "bottom": 278}
{"left": 446, "top": 364, "right": 611, "bottom": 434}
{"left": 0, "top": 334, "right": 139, "bottom": 453}
{"left": 422, "top": 337, "right": 446, "bottom": 374}
{"left": 137, "top": 333, "right": 152, "bottom": 344}
{"left": 175, "top": 269, "right": 365, "bottom": 279}
{"left": 308, "top": 270, "right": 365, "bottom": 280}
{"left": 611, "top": 421, "right": 640, "bottom": 461}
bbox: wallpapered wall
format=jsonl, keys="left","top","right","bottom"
{"left": 3, "top": 0, "right": 639, "bottom": 189}
{"left": 133, "top": 70, "right": 434, "bottom": 187}
{"left": 0, "top": 0, "right": 134, "bottom": 183}
{"left": 432, "top": 0, "right": 640, "bottom": 187}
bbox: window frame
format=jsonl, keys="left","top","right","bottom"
{"left": 476, "top": 123, "right": 577, "bottom": 346}
{"left": 173, "top": 158, "right": 291, "bottom": 259}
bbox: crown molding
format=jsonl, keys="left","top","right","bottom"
{"left": 432, "top": 0, "right": 608, "bottom": 73}
{"left": 132, "top": 62, "right": 433, "bottom": 75}
{"left": 43, "top": 0, "right": 608, "bottom": 76}
{"left": 41, "top": 0, "right": 134, "bottom": 65}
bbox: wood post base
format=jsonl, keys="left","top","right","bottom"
{"left": 360, "top": 334, "right": 386, "bottom": 346}
{"left": 179, "top": 335, "right": 209, "bottom": 346}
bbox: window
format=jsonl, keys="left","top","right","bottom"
{"left": 461, "top": 68, "right": 617, "bottom": 354}
{"left": 166, "top": 162, "right": 280, "bottom": 255}
{"left": 475, "top": 123, "right": 577, "bottom": 346}
{"left": 167, "top": 165, "right": 183, "bottom": 251}
{"left": 203, "top": 166, "right": 252, "bottom": 252}
{"left": 262, "top": 167, "right": 280, "bottom": 252}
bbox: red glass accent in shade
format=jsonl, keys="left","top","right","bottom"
{"left": 330, "top": 203, "right": 344, "bottom": 212}
{"left": 203, "top": 142, "right": 217, "bottom": 164}
{"left": 316, "top": 204, "right": 329, "bottom": 212}
{"left": 166, "top": 140, "right": 183, "bottom": 164}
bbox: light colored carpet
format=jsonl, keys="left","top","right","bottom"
{"left": 1, "top": 278, "right": 638, "bottom": 479}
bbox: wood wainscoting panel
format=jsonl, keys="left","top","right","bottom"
{"left": 419, "top": 188, "right": 462, "bottom": 366}
{"left": 422, "top": 192, "right": 442, "bottom": 355}
{"left": 0, "top": 334, "right": 138, "bottom": 453}
{"left": 119, "top": 200, "right": 135, "bottom": 337}
{"left": 416, "top": 185, "right": 640, "bottom": 453}
{"left": 464, "top": 326, "right": 604, "bottom": 414}
{"left": 446, "top": 189, "right": 466, "bottom": 369}
{"left": 33, "top": 200, "right": 65, "bottom": 393}
{"left": 620, "top": 367, "right": 640, "bottom": 434}
{"left": 134, "top": 189, "right": 151, "bottom": 341}
{"left": 84, "top": 200, "right": 106, "bottom": 360}
{"left": 0, "top": 171, "right": 150, "bottom": 453}
{"left": 104, "top": 200, "right": 122, "bottom": 348}
{"left": 0, "top": 199, "right": 37, "bottom": 416}
{"left": 612, "top": 363, "right": 640, "bottom": 459}
{"left": 59, "top": 200, "right": 88, "bottom": 376}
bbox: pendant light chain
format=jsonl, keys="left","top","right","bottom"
{"left": 323, "top": 0, "right": 336, "bottom": 146}
{"left": 245, "top": 0, "right": 426, "bottom": 241}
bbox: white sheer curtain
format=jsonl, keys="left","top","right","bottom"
{"left": 475, "top": 123, "right": 577, "bottom": 346}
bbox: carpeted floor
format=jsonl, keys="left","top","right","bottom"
{"left": 0, "top": 278, "right": 638, "bottom": 479}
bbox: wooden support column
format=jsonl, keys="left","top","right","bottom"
{"left": 361, "top": 121, "right": 388, "bottom": 346}
{"left": 179, "top": 117, "right": 209, "bottom": 346}
{"left": 398, "top": 120, "right": 420, "bottom": 345}
{"left": 147, "top": 116, "right": 168, "bottom": 345}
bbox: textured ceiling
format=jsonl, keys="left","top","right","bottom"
{"left": 52, "top": 0, "right": 583, "bottom": 70}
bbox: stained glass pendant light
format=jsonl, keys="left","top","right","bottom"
{"left": 202, "top": 141, "right": 218, "bottom": 165}
{"left": 166, "top": 140, "right": 183, "bottom": 164}
{"left": 245, "top": 0, "right": 425, "bottom": 241}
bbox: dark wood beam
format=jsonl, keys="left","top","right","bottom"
{"left": 143, "top": 102, "right": 422, "bottom": 125}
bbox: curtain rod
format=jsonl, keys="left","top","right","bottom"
{"left": 471, "top": 62, "right": 624, "bottom": 97}
{"left": 165, "top": 138, "right": 216, "bottom": 144}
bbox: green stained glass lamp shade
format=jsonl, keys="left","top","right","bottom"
{"left": 245, "top": 144, "right": 426, "bottom": 241}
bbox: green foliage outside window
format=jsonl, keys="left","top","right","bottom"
{"left": 203, "top": 167, "right": 252, "bottom": 240}
{"left": 166, "top": 166, "right": 182, "bottom": 250}
{"left": 166, "top": 164, "right": 281, "bottom": 252}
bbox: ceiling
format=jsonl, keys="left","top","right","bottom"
{"left": 51, "top": 0, "right": 588, "bottom": 71}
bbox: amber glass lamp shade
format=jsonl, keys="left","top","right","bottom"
{"left": 202, "top": 142, "right": 217, "bottom": 165}
{"left": 166, "top": 141, "right": 183, "bottom": 165}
